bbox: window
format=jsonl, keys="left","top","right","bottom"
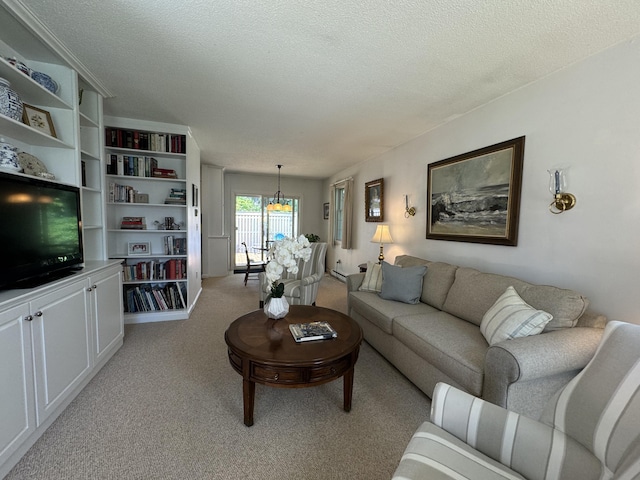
{"left": 334, "top": 186, "right": 345, "bottom": 243}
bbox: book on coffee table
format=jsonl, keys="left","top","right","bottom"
{"left": 289, "top": 321, "right": 338, "bottom": 342}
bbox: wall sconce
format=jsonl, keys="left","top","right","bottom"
{"left": 548, "top": 169, "right": 576, "bottom": 214}
{"left": 371, "top": 224, "right": 393, "bottom": 263}
{"left": 404, "top": 195, "right": 416, "bottom": 218}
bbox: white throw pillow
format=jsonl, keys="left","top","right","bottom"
{"left": 358, "top": 262, "right": 383, "bottom": 292}
{"left": 481, "top": 286, "right": 553, "bottom": 345}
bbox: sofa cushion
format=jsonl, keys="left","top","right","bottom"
{"left": 395, "top": 256, "right": 458, "bottom": 309}
{"left": 442, "top": 267, "right": 588, "bottom": 330}
{"left": 393, "top": 312, "right": 487, "bottom": 396}
{"left": 359, "top": 261, "right": 383, "bottom": 292}
{"left": 480, "top": 286, "right": 553, "bottom": 345}
{"left": 349, "top": 291, "right": 438, "bottom": 334}
{"left": 379, "top": 261, "right": 427, "bottom": 304}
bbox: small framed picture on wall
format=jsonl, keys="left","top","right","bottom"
{"left": 365, "top": 178, "right": 384, "bottom": 222}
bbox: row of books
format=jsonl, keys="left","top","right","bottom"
{"left": 123, "top": 283, "right": 187, "bottom": 313}
{"left": 123, "top": 258, "right": 187, "bottom": 281}
{"left": 164, "top": 235, "right": 186, "bottom": 255}
{"left": 121, "top": 216, "right": 146, "bottom": 230}
{"left": 106, "top": 154, "right": 160, "bottom": 177}
{"left": 110, "top": 183, "right": 138, "bottom": 203}
{"left": 165, "top": 188, "right": 186, "bottom": 205}
{"left": 106, "top": 128, "right": 187, "bottom": 153}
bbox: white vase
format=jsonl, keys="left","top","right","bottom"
{"left": 264, "top": 296, "right": 289, "bottom": 320}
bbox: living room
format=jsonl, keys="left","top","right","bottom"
{"left": 2, "top": 1, "right": 640, "bottom": 479}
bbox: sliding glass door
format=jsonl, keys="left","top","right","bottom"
{"left": 234, "top": 194, "right": 299, "bottom": 268}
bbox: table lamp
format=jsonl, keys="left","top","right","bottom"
{"left": 371, "top": 225, "right": 393, "bottom": 263}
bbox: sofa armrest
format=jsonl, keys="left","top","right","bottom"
{"left": 430, "top": 383, "right": 600, "bottom": 480}
{"left": 483, "top": 327, "right": 603, "bottom": 408}
{"left": 346, "top": 273, "right": 365, "bottom": 292}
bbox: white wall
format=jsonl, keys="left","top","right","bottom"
{"left": 325, "top": 37, "right": 640, "bottom": 324}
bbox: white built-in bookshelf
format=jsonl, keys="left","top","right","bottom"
{"left": 104, "top": 116, "right": 201, "bottom": 324}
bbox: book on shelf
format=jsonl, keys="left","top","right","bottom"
{"left": 106, "top": 128, "right": 187, "bottom": 153}
{"left": 164, "top": 235, "right": 187, "bottom": 255}
{"left": 121, "top": 216, "right": 147, "bottom": 229}
{"left": 107, "top": 155, "right": 159, "bottom": 177}
{"left": 123, "top": 258, "right": 186, "bottom": 281}
{"left": 164, "top": 187, "right": 187, "bottom": 205}
{"left": 152, "top": 167, "right": 178, "bottom": 179}
{"left": 289, "top": 322, "right": 338, "bottom": 343}
{"left": 123, "top": 282, "right": 187, "bottom": 313}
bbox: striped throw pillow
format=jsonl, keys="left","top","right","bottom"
{"left": 481, "top": 286, "right": 553, "bottom": 345}
{"left": 359, "top": 262, "right": 383, "bottom": 292}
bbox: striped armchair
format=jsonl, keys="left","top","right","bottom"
{"left": 393, "top": 321, "right": 640, "bottom": 480}
{"left": 259, "top": 242, "right": 327, "bottom": 308}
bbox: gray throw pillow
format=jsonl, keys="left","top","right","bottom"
{"left": 379, "top": 261, "right": 427, "bottom": 304}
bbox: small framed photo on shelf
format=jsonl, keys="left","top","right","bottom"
{"left": 128, "top": 242, "right": 151, "bottom": 256}
{"left": 22, "top": 103, "right": 57, "bottom": 138}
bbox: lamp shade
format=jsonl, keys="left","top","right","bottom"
{"left": 371, "top": 225, "right": 393, "bottom": 244}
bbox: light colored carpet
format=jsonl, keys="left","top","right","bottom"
{"left": 6, "top": 274, "right": 430, "bottom": 480}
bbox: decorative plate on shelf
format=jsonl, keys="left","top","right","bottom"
{"left": 17, "top": 152, "right": 51, "bottom": 178}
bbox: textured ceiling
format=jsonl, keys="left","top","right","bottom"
{"left": 16, "top": 0, "right": 640, "bottom": 178}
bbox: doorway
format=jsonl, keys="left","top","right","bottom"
{"left": 234, "top": 194, "right": 300, "bottom": 268}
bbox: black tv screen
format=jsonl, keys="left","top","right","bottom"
{"left": 0, "top": 171, "right": 84, "bottom": 289}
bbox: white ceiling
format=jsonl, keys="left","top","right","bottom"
{"left": 16, "top": 0, "right": 640, "bottom": 178}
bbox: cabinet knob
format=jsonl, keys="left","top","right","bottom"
{"left": 87, "top": 287, "right": 93, "bottom": 292}
{"left": 25, "top": 315, "right": 33, "bottom": 322}
{"left": 92, "top": 285, "right": 97, "bottom": 289}
{"left": 35, "top": 311, "right": 43, "bottom": 317}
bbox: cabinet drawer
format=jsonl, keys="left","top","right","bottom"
{"left": 308, "top": 357, "right": 350, "bottom": 382}
{"left": 251, "top": 364, "right": 303, "bottom": 384}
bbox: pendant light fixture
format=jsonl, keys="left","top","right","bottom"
{"left": 267, "top": 164, "right": 292, "bottom": 212}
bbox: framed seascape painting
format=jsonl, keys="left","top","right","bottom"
{"left": 426, "top": 136, "right": 525, "bottom": 246}
{"left": 365, "top": 178, "right": 384, "bottom": 222}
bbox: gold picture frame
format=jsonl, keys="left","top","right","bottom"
{"left": 365, "top": 178, "right": 384, "bottom": 222}
{"left": 426, "top": 136, "right": 525, "bottom": 246}
{"left": 22, "top": 103, "right": 57, "bottom": 138}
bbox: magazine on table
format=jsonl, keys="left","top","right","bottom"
{"left": 289, "top": 321, "right": 338, "bottom": 342}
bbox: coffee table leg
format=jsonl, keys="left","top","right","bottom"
{"left": 243, "top": 378, "right": 255, "bottom": 426}
{"left": 343, "top": 367, "right": 354, "bottom": 412}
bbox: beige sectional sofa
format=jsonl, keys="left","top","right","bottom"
{"left": 346, "top": 255, "right": 607, "bottom": 419}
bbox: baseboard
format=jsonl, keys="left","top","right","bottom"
{"left": 330, "top": 270, "right": 347, "bottom": 282}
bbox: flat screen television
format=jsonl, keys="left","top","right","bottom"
{"left": 0, "top": 171, "right": 84, "bottom": 289}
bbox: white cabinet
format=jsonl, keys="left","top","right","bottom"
{"left": 89, "top": 266, "right": 124, "bottom": 365}
{"left": 30, "top": 279, "right": 91, "bottom": 424}
{"left": 0, "top": 261, "right": 123, "bottom": 479}
{"left": 0, "top": 303, "right": 35, "bottom": 471}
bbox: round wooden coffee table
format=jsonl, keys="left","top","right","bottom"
{"left": 225, "top": 305, "right": 363, "bottom": 426}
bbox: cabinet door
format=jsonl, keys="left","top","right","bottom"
{"left": 90, "top": 266, "right": 124, "bottom": 364}
{"left": 0, "top": 304, "right": 35, "bottom": 465}
{"left": 31, "top": 280, "right": 91, "bottom": 425}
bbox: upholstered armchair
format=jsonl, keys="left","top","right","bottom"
{"left": 259, "top": 242, "right": 327, "bottom": 308}
{"left": 393, "top": 320, "right": 640, "bottom": 480}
